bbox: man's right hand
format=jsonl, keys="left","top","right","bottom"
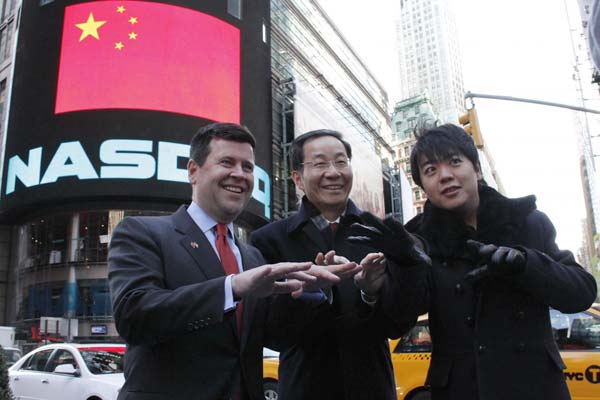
{"left": 231, "top": 262, "right": 314, "bottom": 299}
{"left": 348, "top": 212, "right": 431, "bottom": 267}
{"left": 301, "top": 250, "right": 362, "bottom": 292}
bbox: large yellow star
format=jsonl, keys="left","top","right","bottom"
{"left": 76, "top": 13, "right": 107, "bottom": 42}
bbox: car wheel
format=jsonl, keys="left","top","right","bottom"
{"left": 263, "top": 380, "right": 278, "bottom": 400}
{"left": 409, "top": 390, "right": 431, "bottom": 400}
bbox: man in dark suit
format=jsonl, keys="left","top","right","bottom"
{"left": 251, "top": 129, "right": 414, "bottom": 400}
{"left": 353, "top": 124, "right": 597, "bottom": 400}
{"left": 108, "top": 123, "right": 318, "bottom": 400}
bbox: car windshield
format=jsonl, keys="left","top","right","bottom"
{"left": 79, "top": 346, "right": 125, "bottom": 374}
{"left": 2, "top": 349, "right": 21, "bottom": 365}
{"left": 550, "top": 309, "right": 600, "bottom": 350}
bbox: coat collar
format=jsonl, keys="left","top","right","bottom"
{"left": 285, "top": 196, "right": 362, "bottom": 234}
{"left": 407, "top": 185, "right": 537, "bottom": 258}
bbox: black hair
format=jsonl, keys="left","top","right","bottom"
{"left": 410, "top": 123, "right": 480, "bottom": 188}
{"left": 189, "top": 122, "right": 256, "bottom": 166}
{"left": 289, "top": 129, "right": 352, "bottom": 171}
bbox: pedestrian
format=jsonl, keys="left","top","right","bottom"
{"left": 350, "top": 124, "right": 597, "bottom": 400}
{"left": 251, "top": 129, "right": 414, "bottom": 400}
{"left": 108, "top": 122, "right": 320, "bottom": 400}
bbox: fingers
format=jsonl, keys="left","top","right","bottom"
{"left": 314, "top": 252, "right": 325, "bottom": 265}
{"left": 491, "top": 246, "right": 510, "bottom": 265}
{"left": 506, "top": 248, "right": 526, "bottom": 265}
{"left": 325, "top": 251, "right": 350, "bottom": 265}
{"left": 327, "top": 262, "right": 361, "bottom": 276}
{"left": 308, "top": 265, "right": 342, "bottom": 283}
{"left": 285, "top": 271, "right": 318, "bottom": 283}
{"left": 266, "top": 262, "right": 312, "bottom": 280}
{"left": 383, "top": 217, "right": 409, "bottom": 238}
{"left": 324, "top": 250, "right": 336, "bottom": 265}
{"left": 272, "top": 279, "right": 304, "bottom": 295}
{"left": 360, "top": 252, "right": 385, "bottom": 266}
{"left": 360, "top": 212, "right": 387, "bottom": 232}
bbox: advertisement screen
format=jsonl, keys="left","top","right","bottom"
{"left": 0, "top": 0, "right": 271, "bottom": 222}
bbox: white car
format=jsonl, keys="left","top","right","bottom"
{"left": 9, "top": 343, "right": 125, "bottom": 400}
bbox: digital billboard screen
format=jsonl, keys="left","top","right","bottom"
{"left": 0, "top": 0, "right": 272, "bottom": 222}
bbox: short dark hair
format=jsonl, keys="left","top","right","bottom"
{"left": 410, "top": 124, "right": 480, "bottom": 188}
{"left": 189, "top": 122, "right": 256, "bottom": 166}
{"left": 289, "top": 129, "right": 352, "bottom": 171}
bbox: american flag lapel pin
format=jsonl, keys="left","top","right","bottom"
{"left": 190, "top": 241, "right": 199, "bottom": 249}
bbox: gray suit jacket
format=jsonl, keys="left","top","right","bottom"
{"left": 109, "top": 205, "right": 267, "bottom": 400}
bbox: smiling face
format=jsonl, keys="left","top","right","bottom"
{"left": 418, "top": 152, "right": 482, "bottom": 226}
{"left": 188, "top": 137, "right": 254, "bottom": 223}
{"left": 292, "top": 135, "right": 353, "bottom": 220}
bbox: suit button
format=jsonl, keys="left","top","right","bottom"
{"left": 478, "top": 345, "right": 486, "bottom": 353}
{"left": 187, "top": 323, "right": 194, "bottom": 332}
{"left": 465, "top": 316, "right": 474, "bottom": 327}
{"left": 442, "top": 261, "right": 448, "bottom": 267}
{"left": 515, "top": 342, "right": 526, "bottom": 352}
{"left": 454, "top": 283, "right": 464, "bottom": 295}
{"left": 516, "top": 311, "right": 525, "bottom": 320}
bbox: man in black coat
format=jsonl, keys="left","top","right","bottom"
{"left": 352, "top": 124, "right": 598, "bottom": 400}
{"left": 251, "top": 129, "right": 414, "bottom": 400}
{"left": 108, "top": 123, "right": 317, "bottom": 400}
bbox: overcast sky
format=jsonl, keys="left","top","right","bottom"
{"left": 319, "top": 0, "right": 594, "bottom": 255}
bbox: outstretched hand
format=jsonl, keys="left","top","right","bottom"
{"left": 348, "top": 212, "right": 431, "bottom": 267}
{"left": 301, "top": 250, "right": 362, "bottom": 292}
{"left": 231, "top": 262, "right": 314, "bottom": 299}
{"left": 465, "top": 240, "right": 526, "bottom": 283}
{"left": 354, "top": 252, "right": 386, "bottom": 296}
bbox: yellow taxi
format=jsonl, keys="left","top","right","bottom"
{"left": 263, "top": 307, "right": 600, "bottom": 400}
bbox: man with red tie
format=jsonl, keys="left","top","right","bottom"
{"left": 108, "top": 123, "right": 320, "bottom": 400}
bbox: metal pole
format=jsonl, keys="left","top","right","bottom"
{"left": 464, "top": 91, "right": 600, "bottom": 114}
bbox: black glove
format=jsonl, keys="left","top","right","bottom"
{"left": 347, "top": 212, "right": 431, "bottom": 267}
{"left": 465, "top": 240, "right": 526, "bottom": 283}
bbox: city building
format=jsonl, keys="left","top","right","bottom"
{"left": 396, "top": 0, "right": 465, "bottom": 123}
{"left": 390, "top": 92, "right": 437, "bottom": 215}
{"left": 270, "top": 0, "right": 412, "bottom": 222}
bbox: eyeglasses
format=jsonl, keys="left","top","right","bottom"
{"left": 301, "top": 158, "right": 351, "bottom": 171}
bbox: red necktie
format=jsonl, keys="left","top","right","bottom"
{"left": 215, "top": 223, "right": 243, "bottom": 336}
{"left": 329, "top": 222, "right": 339, "bottom": 233}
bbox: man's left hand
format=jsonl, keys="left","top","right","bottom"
{"left": 354, "top": 252, "right": 386, "bottom": 296}
{"left": 465, "top": 240, "right": 526, "bottom": 283}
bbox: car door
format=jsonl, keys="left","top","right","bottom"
{"left": 551, "top": 308, "right": 600, "bottom": 400}
{"left": 10, "top": 348, "right": 54, "bottom": 400}
{"left": 44, "top": 349, "right": 85, "bottom": 400}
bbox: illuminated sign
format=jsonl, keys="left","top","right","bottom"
{"left": 5, "top": 139, "right": 271, "bottom": 218}
{"left": 0, "top": 0, "right": 271, "bottom": 222}
{"left": 55, "top": 1, "right": 240, "bottom": 122}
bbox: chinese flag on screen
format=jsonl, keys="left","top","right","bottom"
{"left": 55, "top": 1, "right": 240, "bottom": 122}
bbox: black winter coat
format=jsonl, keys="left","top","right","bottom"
{"left": 382, "top": 186, "right": 597, "bottom": 400}
{"left": 251, "top": 198, "right": 414, "bottom": 400}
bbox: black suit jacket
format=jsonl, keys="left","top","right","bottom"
{"left": 251, "top": 198, "right": 414, "bottom": 400}
{"left": 108, "top": 206, "right": 267, "bottom": 400}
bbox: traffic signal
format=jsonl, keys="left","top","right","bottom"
{"left": 458, "top": 108, "right": 484, "bottom": 149}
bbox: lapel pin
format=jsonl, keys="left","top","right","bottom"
{"left": 190, "top": 241, "right": 199, "bottom": 249}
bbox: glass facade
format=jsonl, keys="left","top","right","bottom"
{"left": 9, "top": 209, "right": 169, "bottom": 343}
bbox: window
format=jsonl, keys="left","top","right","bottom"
{"left": 551, "top": 309, "right": 600, "bottom": 350}
{"left": 48, "top": 349, "right": 77, "bottom": 373}
{"left": 415, "top": 190, "right": 421, "bottom": 201}
{"left": 393, "top": 320, "right": 431, "bottom": 353}
{"left": 22, "top": 349, "right": 53, "bottom": 371}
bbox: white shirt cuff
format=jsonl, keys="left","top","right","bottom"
{"left": 224, "top": 275, "right": 238, "bottom": 311}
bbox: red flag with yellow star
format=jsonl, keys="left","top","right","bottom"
{"left": 55, "top": 1, "right": 240, "bottom": 122}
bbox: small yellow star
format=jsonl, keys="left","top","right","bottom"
{"left": 116, "top": 5, "right": 125, "bottom": 13}
{"left": 128, "top": 32, "right": 138, "bottom": 40}
{"left": 115, "top": 42, "right": 124, "bottom": 50}
{"left": 75, "top": 13, "right": 107, "bottom": 42}
{"left": 129, "top": 16, "right": 138, "bottom": 24}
